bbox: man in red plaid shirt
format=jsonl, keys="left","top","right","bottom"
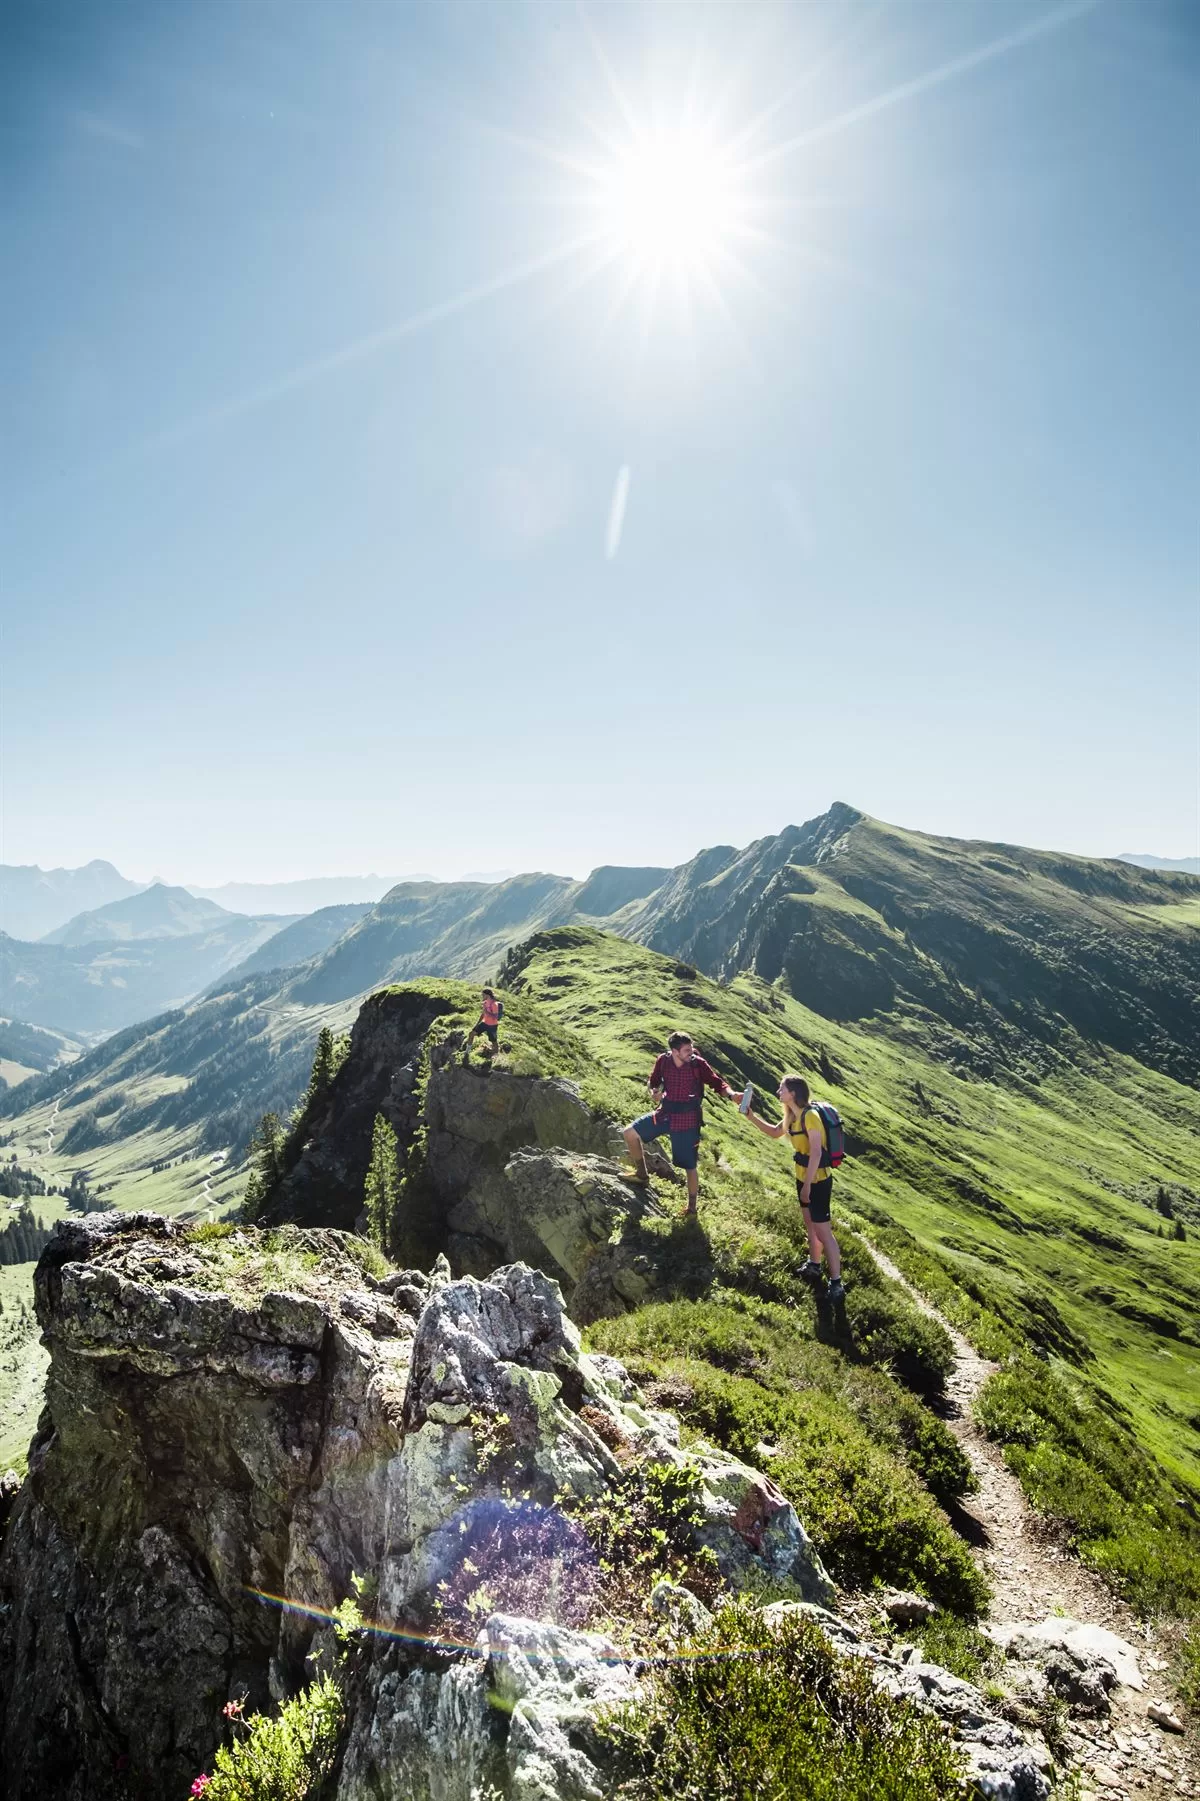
{"left": 623, "top": 1030, "right": 740, "bottom": 1216}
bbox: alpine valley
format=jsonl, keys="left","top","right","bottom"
{"left": 1, "top": 805, "right": 1198, "bottom": 1800}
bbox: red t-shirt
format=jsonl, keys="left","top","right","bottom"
{"left": 648, "top": 1052, "right": 727, "bottom": 1131}
{"left": 481, "top": 996, "right": 501, "bottom": 1027}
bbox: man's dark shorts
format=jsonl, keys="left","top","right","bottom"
{"left": 632, "top": 1111, "right": 701, "bottom": 1171}
{"left": 797, "top": 1175, "right": 833, "bottom": 1223}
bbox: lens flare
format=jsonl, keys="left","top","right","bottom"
{"left": 244, "top": 1584, "right": 764, "bottom": 1670}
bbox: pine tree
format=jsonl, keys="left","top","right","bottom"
{"left": 363, "top": 1113, "right": 399, "bottom": 1252}
{"left": 306, "top": 1028, "right": 337, "bottom": 1106}
{"left": 242, "top": 1112, "right": 284, "bottom": 1222}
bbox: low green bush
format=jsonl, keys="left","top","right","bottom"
{"left": 897, "top": 1613, "right": 999, "bottom": 1686}
{"left": 588, "top": 1296, "right": 970, "bottom": 1500}
{"left": 602, "top": 1597, "right": 973, "bottom": 1800}
{"left": 841, "top": 1283, "right": 955, "bottom": 1399}
{"left": 192, "top": 1672, "right": 344, "bottom": 1800}
{"left": 601, "top": 1347, "right": 987, "bottom": 1614}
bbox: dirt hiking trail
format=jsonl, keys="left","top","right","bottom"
{"left": 866, "top": 1243, "right": 1196, "bottom": 1800}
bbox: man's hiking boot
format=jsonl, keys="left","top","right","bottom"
{"left": 625, "top": 1165, "right": 651, "bottom": 1188}
{"left": 800, "top": 1260, "right": 823, "bottom": 1283}
{"left": 828, "top": 1278, "right": 845, "bottom": 1301}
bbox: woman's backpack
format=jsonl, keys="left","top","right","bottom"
{"left": 813, "top": 1101, "right": 846, "bottom": 1169}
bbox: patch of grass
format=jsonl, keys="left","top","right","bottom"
{"left": 601, "top": 1596, "right": 973, "bottom": 1800}
{"left": 898, "top": 1613, "right": 1000, "bottom": 1686}
{"left": 1173, "top": 1620, "right": 1200, "bottom": 1712}
{"left": 186, "top": 1219, "right": 237, "bottom": 1244}
{"left": 975, "top": 1357, "right": 1200, "bottom": 1616}
{"left": 181, "top": 1225, "right": 388, "bottom": 1305}
{"left": 0, "top": 1260, "right": 45, "bottom": 1471}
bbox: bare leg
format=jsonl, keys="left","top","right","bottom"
{"left": 685, "top": 1167, "right": 699, "bottom": 1214}
{"left": 813, "top": 1221, "right": 841, "bottom": 1278}
{"left": 623, "top": 1125, "right": 650, "bottom": 1180}
{"left": 802, "top": 1209, "right": 822, "bottom": 1262}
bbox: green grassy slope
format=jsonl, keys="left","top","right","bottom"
{"left": 0, "top": 971, "right": 361, "bottom": 1214}
{"left": 0, "top": 912, "right": 304, "bottom": 1039}
{"left": 500, "top": 928, "right": 1200, "bottom": 1494}
{"left": 625, "top": 806, "right": 1200, "bottom": 1087}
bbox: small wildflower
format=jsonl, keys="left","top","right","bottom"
{"left": 222, "top": 1698, "right": 244, "bottom": 1719}
{"left": 190, "top": 1777, "right": 211, "bottom": 1796}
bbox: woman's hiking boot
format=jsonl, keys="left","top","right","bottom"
{"left": 827, "top": 1277, "right": 845, "bottom": 1301}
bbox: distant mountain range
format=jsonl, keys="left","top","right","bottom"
{"left": 42, "top": 884, "right": 239, "bottom": 946}
{"left": 0, "top": 861, "right": 141, "bottom": 941}
{"left": 1119, "top": 853, "right": 1200, "bottom": 876}
{"left": 4, "top": 805, "right": 1197, "bottom": 1204}
{"left": 188, "top": 876, "right": 417, "bottom": 915}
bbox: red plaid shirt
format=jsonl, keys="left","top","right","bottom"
{"left": 649, "top": 1052, "right": 728, "bottom": 1131}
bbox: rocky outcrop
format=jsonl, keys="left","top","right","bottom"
{"left": 445, "top": 1148, "right": 668, "bottom": 1322}
{"left": 339, "top": 1613, "right": 639, "bottom": 1801}
{"left": 0, "top": 1214, "right": 831, "bottom": 1800}
{"left": 265, "top": 991, "right": 663, "bottom": 1318}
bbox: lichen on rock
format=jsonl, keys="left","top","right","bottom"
{"left": 0, "top": 1213, "right": 831, "bottom": 1800}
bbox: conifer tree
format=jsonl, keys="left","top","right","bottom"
{"left": 242, "top": 1112, "right": 284, "bottom": 1222}
{"left": 307, "top": 1028, "right": 337, "bottom": 1105}
{"left": 363, "top": 1113, "right": 399, "bottom": 1252}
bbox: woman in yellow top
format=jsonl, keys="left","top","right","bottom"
{"left": 746, "top": 1074, "right": 844, "bottom": 1299}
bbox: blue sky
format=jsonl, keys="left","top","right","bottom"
{"left": 3, "top": 0, "right": 1197, "bottom": 883}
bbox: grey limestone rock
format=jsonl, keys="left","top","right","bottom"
{"left": 986, "top": 1617, "right": 1142, "bottom": 1691}
{"left": 882, "top": 1588, "right": 938, "bottom": 1626}
{"left": 337, "top": 1614, "right": 637, "bottom": 1801}
{"left": 647, "top": 1579, "right": 714, "bottom": 1640}
{"left": 0, "top": 1219, "right": 832, "bottom": 1800}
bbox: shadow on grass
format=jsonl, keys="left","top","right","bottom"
{"left": 611, "top": 1208, "right": 719, "bottom": 1303}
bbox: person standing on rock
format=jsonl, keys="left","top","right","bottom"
{"left": 623, "top": 1031, "right": 741, "bottom": 1217}
{"left": 745, "top": 1075, "right": 844, "bottom": 1299}
{"left": 467, "top": 987, "right": 503, "bottom": 1056}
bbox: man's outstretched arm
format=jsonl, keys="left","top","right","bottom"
{"left": 694, "top": 1055, "right": 737, "bottom": 1099}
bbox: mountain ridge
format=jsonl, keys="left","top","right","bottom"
{"left": 41, "top": 882, "right": 245, "bottom": 946}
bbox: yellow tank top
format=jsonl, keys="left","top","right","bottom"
{"left": 787, "top": 1107, "right": 829, "bottom": 1180}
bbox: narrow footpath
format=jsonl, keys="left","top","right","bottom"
{"left": 866, "top": 1243, "right": 1196, "bottom": 1800}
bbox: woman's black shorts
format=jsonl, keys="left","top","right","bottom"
{"left": 797, "top": 1175, "right": 833, "bottom": 1223}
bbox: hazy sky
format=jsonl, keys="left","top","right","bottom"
{"left": 3, "top": 0, "right": 1198, "bottom": 883}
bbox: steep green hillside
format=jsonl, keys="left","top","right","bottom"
{"left": 625, "top": 805, "right": 1200, "bottom": 1086}
{"left": 289, "top": 864, "right": 668, "bottom": 1004}
{"left": 0, "top": 970, "right": 360, "bottom": 1213}
{"left": 223, "top": 902, "right": 373, "bottom": 978}
{"left": 0, "top": 911, "right": 302, "bottom": 1039}
{"left": 502, "top": 928, "right": 1200, "bottom": 1497}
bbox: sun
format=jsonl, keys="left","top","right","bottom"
{"left": 591, "top": 126, "right": 748, "bottom": 272}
